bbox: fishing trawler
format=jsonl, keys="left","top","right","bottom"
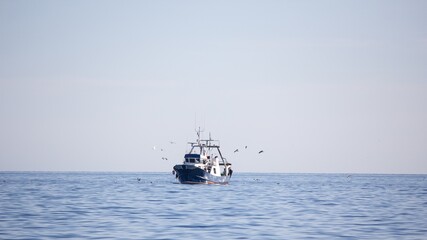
{"left": 173, "top": 129, "right": 233, "bottom": 184}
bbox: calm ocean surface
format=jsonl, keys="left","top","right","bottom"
{"left": 0, "top": 172, "right": 426, "bottom": 239}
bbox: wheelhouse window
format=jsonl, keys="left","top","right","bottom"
{"left": 185, "top": 158, "right": 200, "bottom": 163}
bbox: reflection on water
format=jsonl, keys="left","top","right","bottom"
{"left": 0, "top": 172, "right": 426, "bottom": 239}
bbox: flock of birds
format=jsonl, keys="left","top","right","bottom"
{"left": 234, "top": 146, "right": 264, "bottom": 154}
{"left": 152, "top": 141, "right": 264, "bottom": 161}
{"left": 152, "top": 141, "right": 176, "bottom": 161}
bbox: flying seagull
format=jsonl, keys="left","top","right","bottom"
{"left": 245, "top": 146, "right": 248, "bottom": 149}
{"left": 162, "top": 157, "right": 168, "bottom": 161}
{"left": 234, "top": 149, "right": 239, "bottom": 153}
{"left": 170, "top": 141, "right": 176, "bottom": 144}
{"left": 258, "top": 150, "right": 264, "bottom": 154}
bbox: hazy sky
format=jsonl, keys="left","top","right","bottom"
{"left": 1, "top": 0, "right": 426, "bottom": 173}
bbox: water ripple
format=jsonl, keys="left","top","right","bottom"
{"left": 1, "top": 172, "right": 426, "bottom": 239}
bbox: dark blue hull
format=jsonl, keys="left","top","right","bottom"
{"left": 173, "top": 165, "right": 231, "bottom": 184}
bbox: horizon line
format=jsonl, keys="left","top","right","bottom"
{"left": 0, "top": 170, "right": 426, "bottom": 175}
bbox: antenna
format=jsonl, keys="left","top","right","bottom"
{"left": 196, "top": 126, "right": 205, "bottom": 145}
{"left": 194, "top": 113, "right": 206, "bottom": 145}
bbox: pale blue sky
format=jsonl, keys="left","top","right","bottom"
{"left": 1, "top": 0, "right": 426, "bottom": 173}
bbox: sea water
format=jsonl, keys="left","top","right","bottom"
{"left": 0, "top": 172, "right": 426, "bottom": 239}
